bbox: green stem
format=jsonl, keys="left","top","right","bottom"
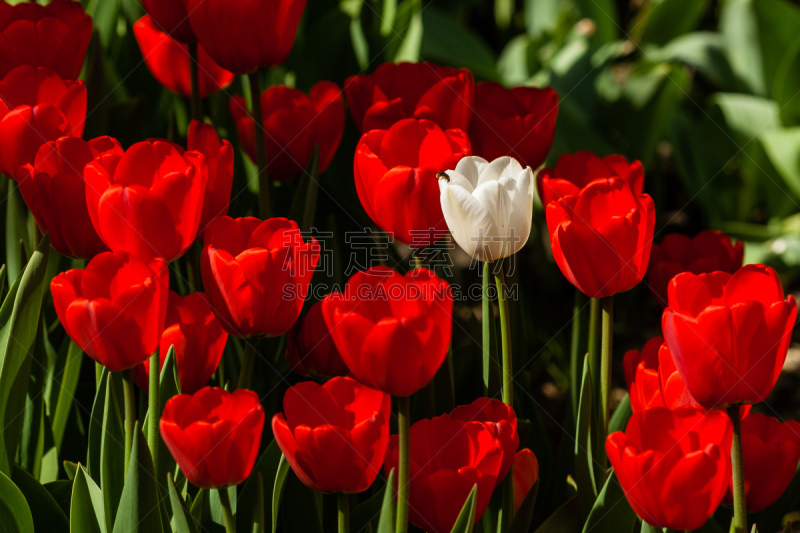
{"left": 147, "top": 350, "right": 160, "bottom": 482}
{"left": 600, "top": 295, "right": 613, "bottom": 472}
{"left": 189, "top": 42, "right": 201, "bottom": 121}
{"left": 396, "top": 396, "right": 410, "bottom": 533}
{"left": 482, "top": 263, "right": 499, "bottom": 397}
{"left": 494, "top": 262, "right": 513, "bottom": 408}
{"left": 218, "top": 487, "right": 236, "bottom": 533}
{"left": 728, "top": 405, "right": 747, "bottom": 533}
{"left": 587, "top": 298, "right": 600, "bottom": 413}
{"left": 121, "top": 369, "right": 135, "bottom": 475}
{"left": 248, "top": 71, "right": 271, "bottom": 219}
{"left": 338, "top": 492, "right": 350, "bottom": 533}
{"left": 96, "top": 362, "right": 103, "bottom": 391}
{"left": 238, "top": 340, "right": 257, "bottom": 390}
{"left": 570, "top": 289, "right": 582, "bottom": 421}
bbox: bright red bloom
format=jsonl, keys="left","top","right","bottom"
{"left": 647, "top": 231, "right": 744, "bottom": 306}
{"left": 17, "top": 136, "right": 121, "bottom": 259}
{"left": 186, "top": 0, "right": 306, "bottom": 74}
{"left": 662, "top": 265, "right": 797, "bottom": 408}
{"left": 607, "top": 407, "right": 733, "bottom": 530}
{"left": 468, "top": 82, "right": 558, "bottom": 170}
{"left": 84, "top": 139, "right": 207, "bottom": 262}
{"left": 512, "top": 449, "right": 539, "bottom": 514}
{"left": 50, "top": 251, "right": 169, "bottom": 372}
{"left": 272, "top": 377, "right": 391, "bottom": 493}
{"left": 229, "top": 81, "right": 344, "bottom": 182}
{"left": 160, "top": 387, "right": 264, "bottom": 489}
{"left": 0, "top": 0, "right": 92, "bottom": 80}
{"left": 546, "top": 178, "right": 655, "bottom": 298}
{"left": 142, "top": 0, "right": 194, "bottom": 43}
{"left": 132, "top": 291, "right": 228, "bottom": 395}
{"left": 0, "top": 65, "right": 85, "bottom": 178}
{"left": 722, "top": 413, "right": 800, "bottom": 512}
{"left": 201, "top": 216, "right": 319, "bottom": 338}
{"left": 345, "top": 62, "right": 475, "bottom": 133}
{"left": 321, "top": 267, "right": 453, "bottom": 397}
{"left": 187, "top": 120, "right": 234, "bottom": 234}
{"left": 623, "top": 336, "right": 665, "bottom": 412}
{"left": 133, "top": 15, "right": 234, "bottom": 99}
{"left": 354, "top": 118, "right": 471, "bottom": 246}
{"left": 658, "top": 341, "right": 704, "bottom": 411}
{"left": 536, "top": 151, "right": 644, "bottom": 208}
{"left": 385, "top": 415, "right": 503, "bottom": 533}
{"left": 450, "top": 398, "right": 519, "bottom": 485}
{"left": 286, "top": 300, "right": 349, "bottom": 378}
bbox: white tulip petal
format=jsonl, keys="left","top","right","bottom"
{"left": 438, "top": 169, "right": 475, "bottom": 194}
{"left": 472, "top": 179, "right": 516, "bottom": 258}
{"left": 440, "top": 181, "right": 501, "bottom": 261}
{"left": 453, "top": 156, "right": 489, "bottom": 189}
{"left": 477, "top": 156, "right": 523, "bottom": 186}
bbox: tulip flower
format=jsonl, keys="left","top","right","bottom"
{"left": 468, "top": 82, "right": 558, "bottom": 171}
{"left": 450, "top": 398, "right": 519, "bottom": 485}
{"left": 0, "top": 65, "right": 85, "bottom": 179}
{"left": 273, "top": 377, "right": 391, "bottom": 493}
{"left": 229, "top": 81, "right": 345, "bottom": 181}
{"left": 439, "top": 156, "right": 533, "bottom": 262}
{"left": 647, "top": 230, "right": 744, "bottom": 306}
{"left": 142, "top": 0, "right": 195, "bottom": 43}
{"left": 354, "top": 118, "right": 471, "bottom": 247}
{"left": 537, "top": 151, "right": 644, "bottom": 208}
{"left": 50, "top": 251, "right": 169, "bottom": 372}
{"left": 512, "top": 449, "right": 539, "bottom": 514}
{"left": 384, "top": 414, "right": 504, "bottom": 533}
{"left": 17, "top": 136, "right": 121, "bottom": 259}
{"left": 133, "top": 16, "right": 234, "bottom": 99}
{"left": 0, "top": 0, "right": 92, "bottom": 80}
{"left": 321, "top": 267, "right": 453, "bottom": 397}
{"left": 345, "top": 62, "right": 475, "bottom": 132}
{"left": 658, "top": 342, "right": 704, "bottom": 411}
{"left": 187, "top": 120, "right": 234, "bottom": 234}
{"left": 662, "top": 265, "right": 797, "bottom": 408}
{"left": 160, "top": 387, "right": 264, "bottom": 488}
{"left": 622, "top": 336, "right": 665, "bottom": 412}
{"left": 722, "top": 413, "right": 800, "bottom": 512}
{"left": 607, "top": 407, "right": 733, "bottom": 530}
{"left": 132, "top": 291, "right": 228, "bottom": 395}
{"left": 286, "top": 300, "right": 349, "bottom": 378}
{"left": 201, "top": 216, "right": 319, "bottom": 338}
{"left": 84, "top": 139, "right": 207, "bottom": 262}
{"left": 186, "top": 0, "right": 306, "bottom": 74}
{"left": 546, "top": 178, "right": 655, "bottom": 298}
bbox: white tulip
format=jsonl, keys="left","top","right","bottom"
{"left": 438, "top": 156, "right": 534, "bottom": 262}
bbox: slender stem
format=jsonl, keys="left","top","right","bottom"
{"left": 338, "top": 492, "right": 350, "bottom": 533}
{"left": 501, "top": 465, "right": 514, "bottom": 531}
{"left": 396, "top": 396, "right": 410, "bottom": 533}
{"left": 728, "top": 405, "right": 747, "bottom": 533}
{"left": 189, "top": 42, "right": 201, "bottom": 121}
{"left": 587, "top": 297, "right": 600, "bottom": 412}
{"left": 147, "top": 350, "right": 160, "bottom": 482}
{"left": 570, "top": 289, "right": 582, "bottom": 421}
{"left": 238, "top": 340, "right": 257, "bottom": 390}
{"left": 248, "top": 71, "right": 271, "bottom": 219}
{"left": 96, "top": 362, "right": 103, "bottom": 391}
{"left": 600, "top": 295, "right": 613, "bottom": 472}
{"left": 121, "top": 369, "right": 135, "bottom": 475}
{"left": 482, "top": 263, "right": 498, "bottom": 397}
{"left": 218, "top": 487, "right": 237, "bottom": 533}
{"left": 494, "top": 262, "right": 513, "bottom": 408}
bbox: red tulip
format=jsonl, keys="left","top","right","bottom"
{"left": 272, "top": 377, "right": 391, "bottom": 493}
{"left": 345, "top": 62, "right": 475, "bottom": 133}
{"left": 142, "top": 0, "right": 194, "bottom": 43}
{"left": 286, "top": 300, "right": 349, "bottom": 378}
{"left": 623, "top": 336, "right": 665, "bottom": 412}
{"left": 722, "top": 413, "right": 800, "bottom": 512}
{"left": 50, "top": 251, "right": 169, "bottom": 372}
{"left": 546, "top": 178, "right": 655, "bottom": 298}
{"left": 187, "top": 120, "right": 234, "bottom": 234}
{"left": 354, "top": 118, "right": 471, "bottom": 246}
{"left": 133, "top": 15, "right": 234, "bottom": 99}
{"left": 468, "top": 82, "right": 558, "bottom": 170}
{"left": 84, "top": 139, "right": 207, "bottom": 262}
{"left": 186, "top": 0, "right": 306, "bottom": 74}
{"left": 512, "top": 449, "right": 539, "bottom": 514}
{"left": 132, "top": 291, "right": 228, "bottom": 395}
{"left": 0, "top": 65, "right": 85, "bottom": 179}
{"left": 537, "top": 151, "right": 643, "bottom": 208}
{"left": 658, "top": 341, "right": 704, "bottom": 411}
{"left": 17, "top": 136, "right": 121, "bottom": 259}
{"left": 606, "top": 407, "right": 733, "bottom": 530}
{"left": 662, "top": 264, "right": 797, "bottom": 408}
{"left": 450, "top": 398, "right": 519, "bottom": 485}
{"left": 384, "top": 414, "right": 503, "bottom": 533}
{"left": 647, "top": 230, "right": 744, "bottom": 306}
{"left": 0, "top": 0, "right": 92, "bottom": 80}
{"left": 229, "top": 81, "right": 344, "bottom": 181}
{"left": 321, "top": 267, "right": 453, "bottom": 397}
{"left": 160, "top": 387, "right": 264, "bottom": 488}
{"left": 201, "top": 216, "right": 319, "bottom": 338}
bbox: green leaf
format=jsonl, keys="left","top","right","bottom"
{"left": 167, "top": 473, "right": 199, "bottom": 533}
{"left": 142, "top": 345, "right": 179, "bottom": 483}
{"left": 760, "top": 128, "right": 800, "bottom": 197}
{"left": 12, "top": 464, "right": 68, "bottom": 533}
{"left": 392, "top": 0, "right": 422, "bottom": 63}
{"left": 5, "top": 182, "right": 26, "bottom": 283}
{"left": 63, "top": 461, "right": 78, "bottom": 481}
{"left": 774, "top": 35, "right": 800, "bottom": 126}
{"left": 0, "top": 233, "right": 49, "bottom": 477}
{"left": 272, "top": 455, "right": 290, "bottom": 533}
{"left": 713, "top": 93, "right": 781, "bottom": 140}
{"left": 648, "top": 32, "right": 736, "bottom": 88}
{"left": 85, "top": 0, "right": 120, "bottom": 48}
{"left": 51, "top": 341, "right": 83, "bottom": 451}
{"left": 448, "top": 484, "right": 477, "bottom": 533}
{"left": 71, "top": 465, "right": 106, "bottom": 533}
{"left": 112, "top": 422, "right": 163, "bottom": 533}
{"left": 101, "top": 374, "right": 125, "bottom": 533}
{"left": 45, "top": 480, "right": 73, "bottom": 517}
{"left": 236, "top": 439, "right": 283, "bottom": 533}
{"left": 533, "top": 494, "right": 581, "bottom": 533}
{"left": 0, "top": 469, "right": 34, "bottom": 533}
{"left": 87, "top": 369, "right": 109, "bottom": 482}
{"left": 574, "top": 354, "right": 597, "bottom": 520}
{"left": 377, "top": 468, "right": 396, "bottom": 533}
{"left": 639, "top": 0, "right": 712, "bottom": 46}
{"left": 640, "top": 522, "right": 658, "bottom": 533}
{"left": 581, "top": 470, "right": 636, "bottom": 533}
{"left": 609, "top": 393, "right": 632, "bottom": 434}
{"left": 281, "top": 472, "right": 323, "bottom": 533}
{"left": 508, "top": 479, "right": 539, "bottom": 533}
